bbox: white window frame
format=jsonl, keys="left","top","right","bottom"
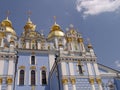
{"left": 18, "top": 69, "right": 26, "bottom": 85}
{"left": 40, "top": 66, "right": 48, "bottom": 85}
{"left": 30, "top": 55, "right": 36, "bottom": 65}
{"left": 29, "top": 69, "right": 37, "bottom": 85}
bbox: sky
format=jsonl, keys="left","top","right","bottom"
{"left": 0, "top": 0, "right": 120, "bottom": 71}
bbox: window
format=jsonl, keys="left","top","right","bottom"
{"left": 31, "top": 70, "right": 36, "bottom": 85}
{"left": 42, "top": 70, "right": 47, "bottom": 85}
{"left": 31, "top": 56, "right": 35, "bottom": 65}
{"left": 78, "top": 65, "right": 83, "bottom": 74}
{"left": 19, "top": 70, "right": 24, "bottom": 85}
{"left": 40, "top": 66, "right": 47, "bottom": 85}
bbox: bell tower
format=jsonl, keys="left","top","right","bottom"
{"left": 0, "top": 13, "right": 18, "bottom": 90}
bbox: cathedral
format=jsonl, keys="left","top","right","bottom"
{"left": 0, "top": 15, "right": 120, "bottom": 90}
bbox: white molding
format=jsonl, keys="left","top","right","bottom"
{"left": 0, "top": 60, "right": 4, "bottom": 75}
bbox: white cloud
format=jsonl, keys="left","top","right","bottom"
{"left": 76, "top": 0, "right": 120, "bottom": 16}
{"left": 115, "top": 60, "right": 120, "bottom": 68}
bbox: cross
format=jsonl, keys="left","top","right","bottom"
{"left": 27, "top": 10, "right": 32, "bottom": 17}
{"left": 53, "top": 16, "right": 56, "bottom": 24}
{"left": 6, "top": 10, "right": 10, "bottom": 17}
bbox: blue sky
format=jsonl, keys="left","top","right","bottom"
{"left": 0, "top": 0, "right": 120, "bottom": 70}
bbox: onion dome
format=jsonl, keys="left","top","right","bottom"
{"left": 0, "top": 17, "right": 16, "bottom": 35}
{"left": 24, "top": 17, "right": 36, "bottom": 31}
{"left": 48, "top": 19, "right": 64, "bottom": 39}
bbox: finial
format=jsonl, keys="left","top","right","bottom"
{"left": 87, "top": 38, "right": 93, "bottom": 48}
{"left": 54, "top": 16, "right": 57, "bottom": 24}
{"left": 27, "top": 10, "right": 32, "bottom": 23}
{"left": 6, "top": 10, "right": 10, "bottom": 20}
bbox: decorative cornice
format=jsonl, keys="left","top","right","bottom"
{"left": 19, "top": 66, "right": 25, "bottom": 69}
{"left": 30, "top": 66, "right": 36, "bottom": 70}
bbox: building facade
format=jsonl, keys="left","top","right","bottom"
{"left": 0, "top": 16, "right": 120, "bottom": 90}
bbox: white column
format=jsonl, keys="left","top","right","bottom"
{"left": 98, "top": 84, "right": 102, "bottom": 90}
{"left": 91, "top": 84, "right": 95, "bottom": 90}
{"left": 63, "top": 84, "right": 68, "bottom": 90}
{"left": 69, "top": 62, "right": 76, "bottom": 90}
{"left": 37, "top": 41, "right": 41, "bottom": 49}
{"left": 0, "top": 60, "right": 4, "bottom": 75}
{"left": 69, "top": 62, "right": 74, "bottom": 75}
{"left": 80, "top": 43, "right": 86, "bottom": 52}
{"left": 1, "top": 38, "right": 4, "bottom": 47}
{"left": 73, "top": 85, "right": 76, "bottom": 90}
{"left": 61, "top": 62, "right": 68, "bottom": 90}
{"left": 93, "top": 63, "right": 100, "bottom": 76}
{"left": 61, "top": 62, "right": 67, "bottom": 75}
{"left": 26, "top": 41, "right": 29, "bottom": 49}
{"left": 0, "top": 60, "right": 4, "bottom": 90}
{"left": 7, "top": 60, "right": 14, "bottom": 90}
{"left": 8, "top": 60, "right": 14, "bottom": 75}
{"left": 87, "top": 63, "right": 93, "bottom": 76}
{"left": 0, "top": 85, "right": 1, "bottom": 90}
{"left": 49, "top": 54, "right": 55, "bottom": 71}
{"left": 55, "top": 38, "right": 58, "bottom": 49}
{"left": 7, "top": 85, "right": 12, "bottom": 90}
{"left": 87, "top": 62, "right": 95, "bottom": 90}
{"left": 94, "top": 63, "right": 103, "bottom": 90}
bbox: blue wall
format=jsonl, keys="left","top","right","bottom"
{"left": 15, "top": 52, "right": 50, "bottom": 90}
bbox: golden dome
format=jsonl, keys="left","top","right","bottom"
{"left": 48, "top": 23, "right": 64, "bottom": 39}
{"left": 5, "top": 27, "right": 16, "bottom": 35}
{"left": 1, "top": 17, "right": 12, "bottom": 28}
{"left": 0, "top": 17, "right": 16, "bottom": 36}
{"left": 24, "top": 17, "right": 36, "bottom": 31}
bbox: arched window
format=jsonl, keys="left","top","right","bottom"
{"left": 31, "top": 56, "right": 35, "bottom": 65}
{"left": 31, "top": 70, "right": 36, "bottom": 85}
{"left": 19, "top": 70, "right": 24, "bottom": 85}
{"left": 42, "top": 70, "right": 47, "bottom": 85}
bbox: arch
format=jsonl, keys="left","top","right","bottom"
{"left": 31, "top": 70, "right": 36, "bottom": 85}
{"left": 19, "top": 70, "right": 24, "bottom": 85}
{"left": 40, "top": 66, "right": 47, "bottom": 85}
